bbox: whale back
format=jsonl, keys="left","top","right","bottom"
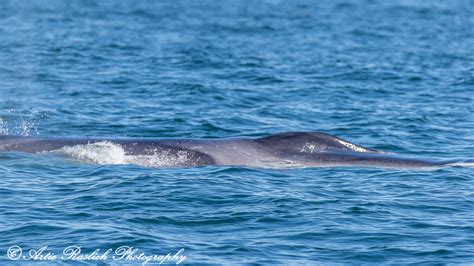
{"left": 0, "top": 135, "right": 216, "bottom": 167}
{"left": 255, "top": 132, "right": 379, "bottom": 154}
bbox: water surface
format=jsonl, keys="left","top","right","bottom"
{"left": 1, "top": 0, "right": 473, "bottom": 264}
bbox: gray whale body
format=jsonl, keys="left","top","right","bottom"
{"left": 0, "top": 132, "right": 470, "bottom": 168}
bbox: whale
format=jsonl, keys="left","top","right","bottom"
{"left": 0, "top": 132, "right": 471, "bottom": 168}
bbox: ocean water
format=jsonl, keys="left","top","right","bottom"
{"left": 1, "top": 0, "right": 474, "bottom": 264}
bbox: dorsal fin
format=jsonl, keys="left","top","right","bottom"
{"left": 255, "top": 132, "right": 379, "bottom": 154}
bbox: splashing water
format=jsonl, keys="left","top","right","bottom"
{"left": 57, "top": 142, "right": 194, "bottom": 167}
{"left": 58, "top": 142, "right": 126, "bottom": 165}
{"left": 0, "top": 108, "right": 44, "bottom": 136}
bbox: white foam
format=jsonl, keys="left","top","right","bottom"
{"left": 126, "top": 150, "right": 192, "bottom": 167}
{"left": 57, "top": 142, "right": 194, "bottom": 167}
{"left": 59, "top": 141, "right": 126, "bottom": 165}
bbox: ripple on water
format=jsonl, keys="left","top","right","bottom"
{"left": 1, "top": 0, "right": 474, "bottom": 264}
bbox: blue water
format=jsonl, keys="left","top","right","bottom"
{"left": 1, "top": 0, "right": 474, "bottom": 264}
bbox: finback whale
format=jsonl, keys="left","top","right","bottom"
{"left": 0, "top": 132, "right": 471, "bottom": 168}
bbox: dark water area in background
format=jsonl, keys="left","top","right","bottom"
{"left": 1, "top": 0, "right": 473, "bottom": 264}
